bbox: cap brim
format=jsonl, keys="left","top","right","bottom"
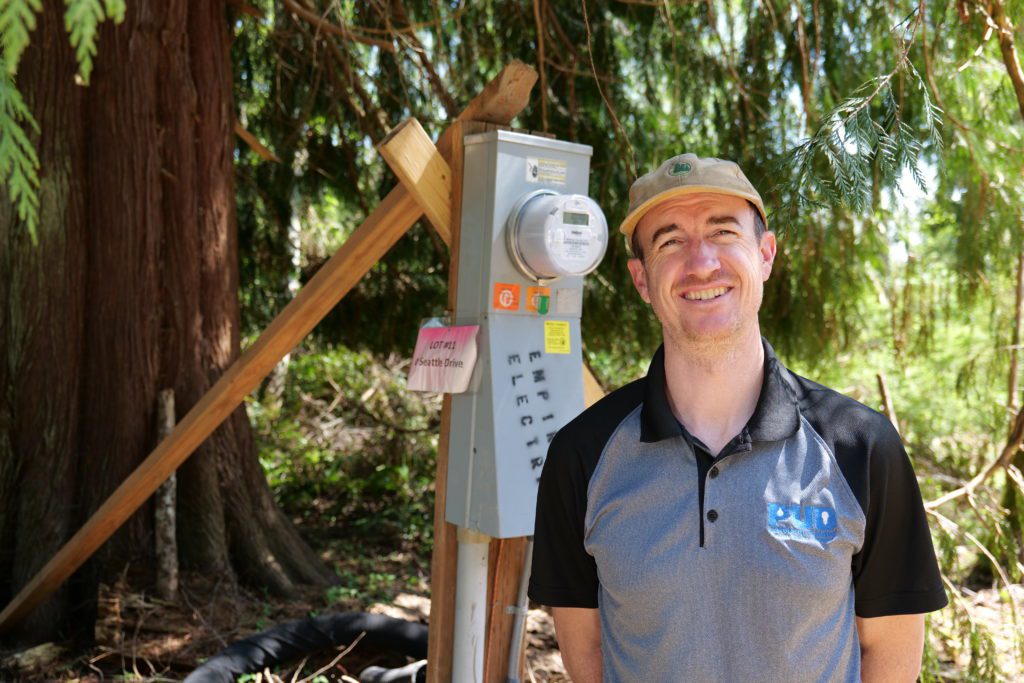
{"left": 618, "top": 185, "right": 768, "bottom": 239}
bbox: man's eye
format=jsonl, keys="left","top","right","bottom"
{"left": 657, "top": 238, "right": 679, "bottom": 249}
{"left": 715, "top": 229, "right": 737, "bottom": 237}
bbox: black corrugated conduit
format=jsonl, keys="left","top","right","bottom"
{"left": 183, "top": 612, "right": 427, "bottom": 683}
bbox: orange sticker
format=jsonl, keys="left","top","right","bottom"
{"left": 526, "top": 286, "right": 551, "bottom": 314}
{"left": 493, "top": 283, "right": 521, "bottom": 311}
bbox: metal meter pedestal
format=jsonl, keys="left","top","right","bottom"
{"left": 447, "top": 130, "right": 607, "bottom": 682}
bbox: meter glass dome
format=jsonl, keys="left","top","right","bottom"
{"left": 506, "top": 191, "right": 608, "bottom": 281}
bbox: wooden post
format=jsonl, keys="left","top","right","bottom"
{"left": 0, "top": 61, "right": 539, "bottom": 635}
{"left": 483, "top": 537, "right": 529, "bottom": 683}
{"left": 583, "top": 360, "right": 605, "bottom": 407}
{"left": 427, "top": 118, "right": 486, "bottom": 683}
{"left": 154, "top": 389, "right": 178, "bottom": 602}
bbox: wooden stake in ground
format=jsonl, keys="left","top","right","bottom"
{"left": 0, "top": 60, "right": 539, "bottom": 635}
{"left": 154, "top": 389, "right": 178, "bottom": 602}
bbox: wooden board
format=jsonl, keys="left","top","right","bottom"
{"left": 484, "top": 537, "right": 529, "bottom": 683}
{"left": 378, "top": 119, "right": 453, "bottom": 243}
{"left": 0, "top": 60, "right": 538, "bottom": 635}
{"left": 583, "top": 359, "right": 606, "bottom": 408}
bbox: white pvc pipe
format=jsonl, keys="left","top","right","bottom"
{"left": 453, "top": 527, "right": 491, "bottom": 683}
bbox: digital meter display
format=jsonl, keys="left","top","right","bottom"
{"left": 562, "top": 211, "right": 590, "bottom": 226}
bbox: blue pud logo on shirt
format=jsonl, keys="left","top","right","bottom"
{"left": 767, "top": 502, "right": 837, "bottom": 543}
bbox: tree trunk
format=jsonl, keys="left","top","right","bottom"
{"left": 0, "top": 0, "right": 330, "bottom": 643}
{"left": 0, "top": 3, "right": 86, "bottom": 642}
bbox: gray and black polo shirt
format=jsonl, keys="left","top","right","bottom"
{"left": 528, "top": 340, "right": 947, "bottom": 683}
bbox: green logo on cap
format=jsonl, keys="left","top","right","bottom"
{"left": 669, "top": 160, "right": 692, "bottom": 177}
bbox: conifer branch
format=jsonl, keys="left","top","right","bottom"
{"left": 772, "top": 6, "right": 942, "bottom": 226}
{"left": 0, "top": 72, "right": 40, "bottom": 242}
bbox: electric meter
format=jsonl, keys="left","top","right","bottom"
{"left": 448, "top": 129, "right": 605, "bottom": 538}
{"left": 506, "top": 190, "right": 608, "bottom": 282}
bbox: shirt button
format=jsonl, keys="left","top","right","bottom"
{"left": 709, "top": 466, "right": 719, "bottom": 479}
{"left": 707, "top": 509, "right": 718, "bottom": 522}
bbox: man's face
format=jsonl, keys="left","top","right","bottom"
{"left": 627, "top": 193, "right": 776, "bottom": 348}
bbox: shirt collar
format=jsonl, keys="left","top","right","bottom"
{"left": 639, "top": 337, "right": 801, "bottom": 445}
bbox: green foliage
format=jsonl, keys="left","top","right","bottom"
{"left": 778, "top": 71, "right": 942, "bottom": 220}
{"left": 249, "top": 346, "right": 439, "bottom": 552}
{"left": 229, "top": 0, "right": 1021, "bottom": 368}
{"left": 63, "top": 0, "right": 126, "bottom": 85}
{"left": 0, "top": 71, "right": 39, "bottom": 241}
{"left": 0, "top": 0, "right": 41, "bottom": 76}
{"left": 325, "top": 570, "right": 410, "bottom": 605}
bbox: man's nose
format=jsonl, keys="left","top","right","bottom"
{"left": 682, "top": 240, "right": 721, "bottom": 279}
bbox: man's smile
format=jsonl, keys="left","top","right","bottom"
{"left": 681, "top": 286, "right": 732, "bottom": 302}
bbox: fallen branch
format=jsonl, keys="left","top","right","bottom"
{"left": 926, "top": 405, "right": 1024, "bottom": 509}
{"left": 296, "top": 632, "right": 365, "bottom": 683}
{"left": 928, "top": 507, "right": 1020, "bottom": 630}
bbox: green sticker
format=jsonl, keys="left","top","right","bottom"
{"left": 537, "top": 295, "right": 549, "bottom": 315}
{"left": 669, "top": 160, "right": 692, "bottom": 176}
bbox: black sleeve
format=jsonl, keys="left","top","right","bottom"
{"left": 528, "top": 430, "right": 599, "bottom": 608}
{"left": 852, "top": 423, "right": 948, "bottom": 617}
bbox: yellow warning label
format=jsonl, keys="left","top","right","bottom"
{"left": 544, "top": 320, "right": 571, "bottom": 355}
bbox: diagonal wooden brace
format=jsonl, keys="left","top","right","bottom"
{"left": 0, "top": 61, "right": 539, "bottom": 636}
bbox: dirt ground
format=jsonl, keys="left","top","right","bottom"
{"left": 0, "top": 568, "right": 569, "bottom": 682}
{"left": 1, "top": 568, "right": 1020, "bottom": 681}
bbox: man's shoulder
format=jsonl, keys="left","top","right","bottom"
{"left": 782, "top": 368, "right": 907, "bottom": 515}
{"left": 785, "top": 369, "right": 901, "bottom": 450}
{"left": 538, "top": 376, "right": 646, "bottom": 501}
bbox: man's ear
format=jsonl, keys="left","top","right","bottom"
{"left": 759, "top": 231, "right": 777, "bottom": 281}
{"left": 627, "top": 257, "right": 651, "bottom": 303}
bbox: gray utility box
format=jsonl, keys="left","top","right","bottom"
{"left": 446, "top": 130, "right": 599, "bottom": 538}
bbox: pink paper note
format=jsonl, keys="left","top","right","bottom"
{"left": 407, "top": 325, "right": 480, "bottom": 393}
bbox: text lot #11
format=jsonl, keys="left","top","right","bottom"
{"left": 407, "top": 325, "right": 480, "bottom": 393}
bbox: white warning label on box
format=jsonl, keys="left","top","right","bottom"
{"left": 526, "top": 157, "right": 567, "bottom": 185}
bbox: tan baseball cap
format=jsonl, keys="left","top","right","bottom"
{"left": 619, "top": 153, "right": 767, "bottom": 240}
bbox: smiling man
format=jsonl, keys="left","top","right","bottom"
{"left": 528, "top": 154, "right": 947, "bottom": 682}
